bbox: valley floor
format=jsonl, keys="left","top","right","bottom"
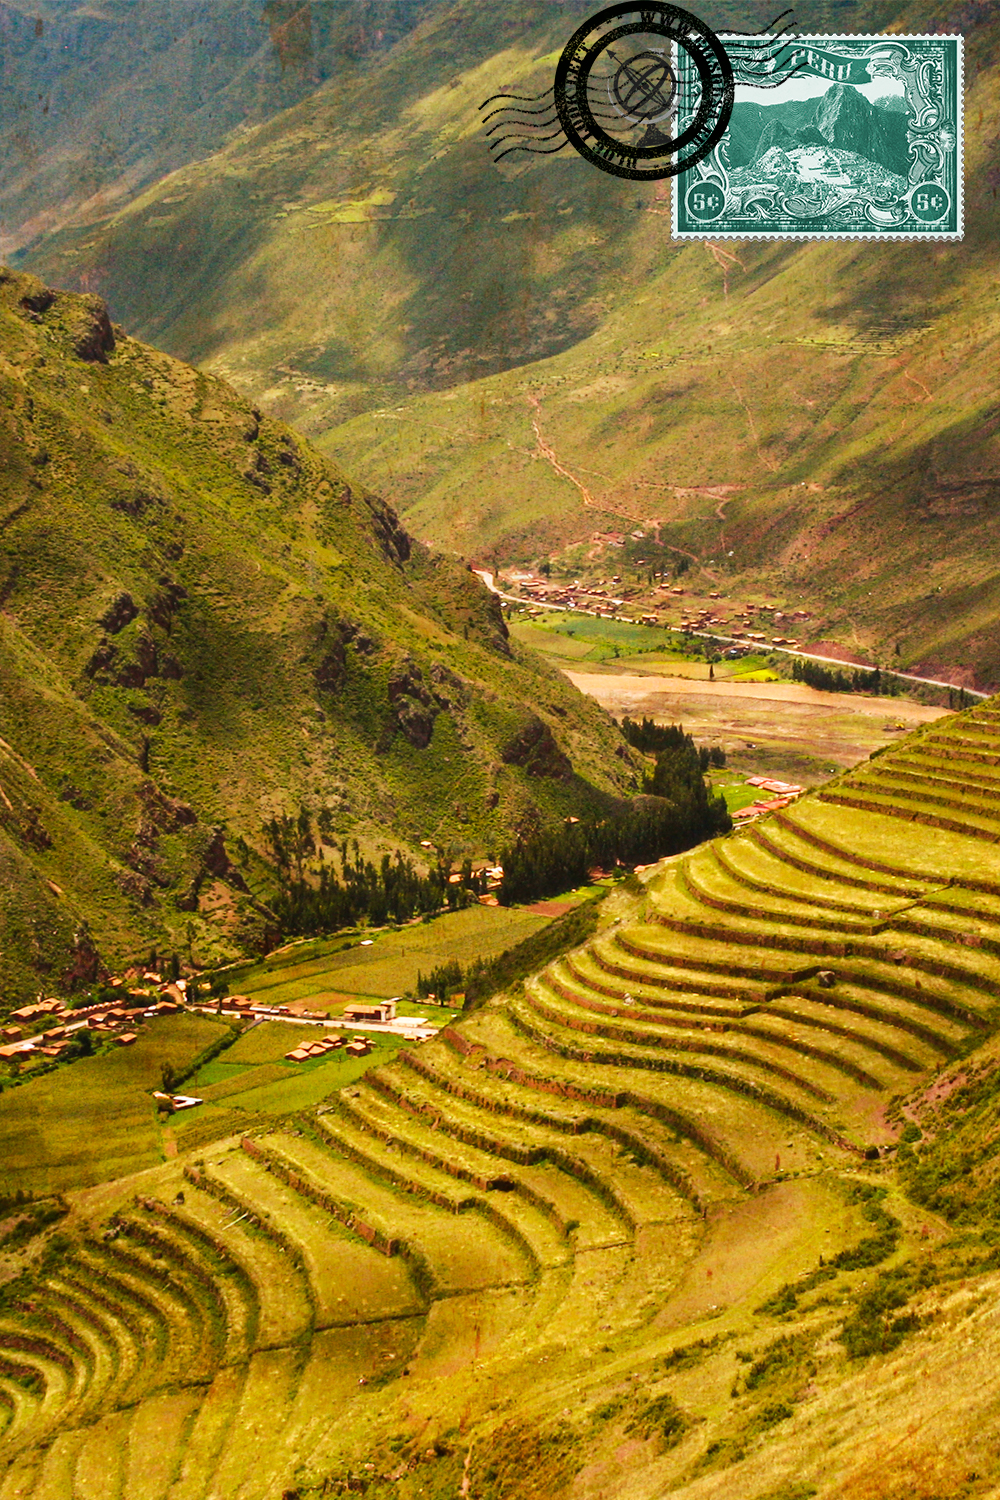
{"left": 563, "top": 667, "right": 950, "bottom": 775}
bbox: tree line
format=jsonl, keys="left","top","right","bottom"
{"left": 790, "top": 658, "right": 898, "bottom": 695}
{"left": 497, "top": 727, "right": 731, "bottom": 906}
{"left": 265, "top": 817, "right": 481, "bottom": 936}
{"left": 261, "top": 725, "right": 731, "bottom": 935}
{"left": 622, "top": 716, "right": 726, "bottom": 768}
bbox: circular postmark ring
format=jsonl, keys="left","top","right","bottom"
{"left": 611, "top": 50, "right": 677, "bottom": 121}
{"left": 554, "top": 3, "right": 734, "bottom": 181}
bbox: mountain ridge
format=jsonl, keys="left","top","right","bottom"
{"left": 0, "top": 0, "right": 441, "bottom": 257}
{"left": 728, "top": 84, "right": 911, "bottom": 178}
{"left": 15, "top": 0, "right": 999, "bottom": 683}
{"left": 0, "top": 264, "right": 642, "bottom": 1002}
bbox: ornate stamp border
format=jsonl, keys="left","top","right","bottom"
{"left": 672, "top": 34, "right": 964, "bottom": 240}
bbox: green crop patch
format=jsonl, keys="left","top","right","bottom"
{"left": 236, "top": 906, "right": 551, "bottom": 1008}
{"left": 0, "top": 1014, "right": 226, "bottom": 1195}
{"left": 217, "top": 1022, "right": 329, "bottom": 1066}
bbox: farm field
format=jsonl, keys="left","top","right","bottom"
{"left": 5, "top": 699, "right": 1000, "bottom": 1498}
{"left": 510, "top": 614, "right": 775, "bottom": 679}
{"left": 564, "top": 666, "right": 950, "bottom": 778}
{"left": 232, "top": 902, "right": 556, "bottom": 1007}
{"left": 184, "top": 1024, "right": 415, "bottom": 1113}
{"left": 0, "top": 1013, "right": 226, "bottom": 1197}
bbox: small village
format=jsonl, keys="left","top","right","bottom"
{"left": 0, "top": 981, "right": 186, "bottom": 1065}
{"left": 493, "top": 561, "right": 814, "bottom": 649}
{"left": 0, "top": 972, "right": 438, "bottom": 1115}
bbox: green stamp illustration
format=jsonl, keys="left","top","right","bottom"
{"left": 673, "top": 34, "right": 963, "bottom": 239}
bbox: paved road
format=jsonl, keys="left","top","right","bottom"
{"left": 474, "top": 572, "right": 989, "bottom": 700}
{"left": 214, "top": 1009, "right": 442, "bottom": 1040}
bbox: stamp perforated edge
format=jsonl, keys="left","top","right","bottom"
{"left": 670, "top": 33, "right": 965, "bottom": 242}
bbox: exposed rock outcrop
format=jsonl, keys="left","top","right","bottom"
{"left": 314, "top": 612, "right": 377, "bottom": 694}
{"left": 501, "top": 715, "right": 572, "bottom": 781}
{"left": 387, "top": 661, "right": 439, "bottom": 749}
{"left": 60, "top": 928, "right": 103, "bottom": 989}
{"left": 136, "top": 781, "right": 197, "bottom": 833}
{"left": 84, "top": 628, "right": 181, "bottom": 688}
{"left": 366, "top": 492, "right": 411, "bottom": 564}
{"left": 98, "top": 592, "right": 139, "bottom": 634}
{"left": 70, "top": 294, "right": 116, "bottom": 362}
{"left": 146, "top": 578, "right": 188, "bottom": 632}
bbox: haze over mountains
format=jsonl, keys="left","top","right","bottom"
{"left": 0, "top": 0, "right": 438, "bottom": 256}
{"left": 13, "top": 0, "right": 1000, "bottom": 686}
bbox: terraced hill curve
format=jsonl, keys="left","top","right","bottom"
{"left": 4, "top": 699, "right": 1000, "bottom": 1498}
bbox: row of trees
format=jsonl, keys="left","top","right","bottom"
{"left": 497, "top": 729, "right": 731, "bottom": 906}
{"left": 263, "top": 727, "right": 730, "bottom": 934}
{"left": 622, "top": 716, "right": 726, "bottom": 769}
{"left": 270, "top": 843, "right": 480, "bottom": 936}
{"left": 790, "top": 658, "right": 899, "bottom": 695}
{"left": 416, "top": 958, "right": 463, "bottom": 998}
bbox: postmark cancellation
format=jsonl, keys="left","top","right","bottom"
{"left": 673, "top": 34, "right": 963, "bottom": 240}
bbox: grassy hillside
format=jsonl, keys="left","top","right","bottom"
{"left": 0, "top": 266, "right": 642, "bottom": 1002}
{"left": 0, "top": 0, "right": 440, "bottom": 258}
{"left": 17, "top": 0, "right": 1000, "bottom": 686}
{"left": 3, "top": 697, "right": 1000, "bottom": 1496}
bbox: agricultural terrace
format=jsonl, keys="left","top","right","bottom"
{"left": 5, "top": 702, "right": 1000, "bottom": 1498}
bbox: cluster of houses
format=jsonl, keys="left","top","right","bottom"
{"left": 284, "top": 1034, "right": 373, "bottom": 1063}
{"left": 417, "top": 842, "right": 504, "bottom": 902}
{"left": 0, "top": 974, "right": 190, "bottom": 1067}
{"left": 0, "top": 997, "right": 79, "bottom": 1062}
{"left": 282, "top": 1002, "right": 419, "bottom": 1059}
{"left": 492, "top": 565, "right": 813, "bottom": 649}
{"left": 212, "top": 994, "right": 293, "bottom": 1019}
{"left": 732, "top": 777, "right": 806, "bottom": 824}
{"left": 502, "top": 570, "right": 638, "bottom": 620}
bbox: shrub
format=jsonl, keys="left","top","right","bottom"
{"left": 626, "top": 1391, "right": 686, "bottom": 1448}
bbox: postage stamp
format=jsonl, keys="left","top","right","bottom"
{"left": 672, "top": 34, "right": 963, "bottom": 239}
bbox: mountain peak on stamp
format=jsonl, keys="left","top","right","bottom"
{"left": 815, "top": 83, "right": 906, "bottom": 176}
{"left": 751, "top": 118, "right": 798, "bottom": 162}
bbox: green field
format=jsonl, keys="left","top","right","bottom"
{"left": 0, "top": 1013, "right": 227, "bottom": 1196}
{"left": 510, "top": 614, "right": 781, "bottom": 687}
{"left": 186, "top": 1022, "right": 416, "bottom": 1109}
{"left": 235, "top": 903, "right": 553, "bottom": 1007}
{"left": 709, "top": 775, "right": 769, "bottom": 813}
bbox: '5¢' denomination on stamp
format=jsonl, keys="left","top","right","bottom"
{"left": 673, "top": 34, "right": 963, "bottom": 240}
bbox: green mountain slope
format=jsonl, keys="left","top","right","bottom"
{"left": 17, "top": 0, "right": 1000, "bottom": 684}
{"left": 0, "top": 267, "right": 641, "bottom": 1002}
{"left": 0, "top": 0, "right": 439, "bottom": 258}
